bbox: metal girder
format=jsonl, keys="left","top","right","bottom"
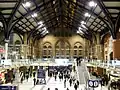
{"left": 62, "top": 20, "right": 92, "bottom": 40}
{"left": 8, "top": 0, "right": 22, "bottom": 26}
{"left": 13, "top": 0, "right": 52, "bottom": 23}
{"left": 67, "top": 0, "right": 114, "bottom": 39}
{"left": 6, "top": 0, "right": 23, "bottom": 39}
{"left": 27, "top": 19, "right": 59, "bottom": 43}
{"left": 14, "top": 26, "right": 24, "bottom": 34}
{"left": 12, "top": 30, "right": 24, "bottom": 44}
{"left": 100, "top": 31, "right": 110, "bottom": 44}
{"left": 0, "top": 12, "right": 7, "bottom": 30}
{"left": 17, "top": 9, "right": 35, "bottom": 30}
{"left": 0, "top": 7, "right": 15, "bottom": 11}
{"left": 0, "top": 0, "right": 18, "bottom": 3}
{"left": 97, "top": 0, "right": 116, "bottom": 39}
{"left": 68, "top": 0, "right": 110, "bottom": 24}
{"left": 42, "top": 0, "right": 54, "bottom": 30}
{"left": 106, "top": 7, "right": 120, "bottom": 10}
{"left": 115, "top": 12, "right": 120, "bottom": 33}
{"left": 88, "top": 11, "right": 102, "bottom": 28}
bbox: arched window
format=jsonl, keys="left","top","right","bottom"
{"left": 55, "top": 40, "right": 70, "bottom": 58}
{"left": 73, "top": 42, "right": 83, "bottom": 58}
{"left": 43, "top": 46, "right": 47, "bottom": 48}
{"left": 42, "top": 42, "right": 52, "bottom": 58}
{"left": 79, "top": 46, "right": 82, "bottom": 48}
{"left": 74, "top": 46, "right": 77, "bottom": 48}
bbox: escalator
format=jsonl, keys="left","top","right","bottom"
{"left": 75, "top": 61, "right": 90, "bottom": 88}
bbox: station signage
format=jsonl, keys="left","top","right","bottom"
{"left": 88, "top": 80, "right": 99, "bottom": 88}
{"left": 0, "top": 86, "right": 17, "bottom": 90}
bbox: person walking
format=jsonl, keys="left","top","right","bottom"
{"left": 21, "top": 76, "right": 24, "bottom": 83}
{"left": 55, "top": 75, "right": 57, "bottom": 81}
{"left": 66, "top": 88, "right": 69, "bottom": 90}
{"left": 64, "top": 79, "right": 66, "bottom": 88}
{"left": 69, "top": 78, "right": 72, "bottom": 86}
{"left": 74, "top": 83, "right": 78, "bottom": 90}
{"left": 33, "top": 78, "right": 36, "bottom": 86}
{"left": 77, "top": 80, "right": 79, "bottom": 87}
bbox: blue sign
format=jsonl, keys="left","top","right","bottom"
{"left": 88, "top": 80, "right": 99, "bottom": 88}
{"left": 0, "top": 85, "right": 17, "bottom": 90}
{"left": 37, "top": 69, "right": 45, "bottom": 78}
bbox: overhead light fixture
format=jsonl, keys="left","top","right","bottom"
{"left": 81, "top": 24, "right": 87, "bottom": 29}
{"left": 38, "top": 21, "right": 43, "bottom": 25}
{"left": 84, "top": 13, "right": 90, "bottom": 17}
{"left": 32, "top": 13, "right": 37, "bottom": 17}
{"left": 0, "top": 22, "right": 3, "bottom": 27}
{"left": 77, "top": 31, "right": 80, "bottom": 34}
{"left": 81, "top": 21, "right": 86, "bottom": 24}
{"left": 23, "top": 2, "right": 31, "bottom": 7}
{"left": 89, "top": 1, "right": 97, "bottom": 7}
{"left": 43, "top": 27, "right": 46, "bottom": 30}
{"left": 53, "top": 1, "right": 55, "bottom": 4}
{"left": 79, "top": 27, "right": 82, "bottom": 30}
{"left": 46, "top": 31, "right": 49, "bottom": 34}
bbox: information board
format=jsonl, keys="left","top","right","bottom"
{"left": 0, "top": 85, "right": 17, "bottom": 90}
{"left": 37, "top": 69, "right": 45, "bottom": 78}
{"left": 88, "top": 80, "right": 99, "bottom": 88}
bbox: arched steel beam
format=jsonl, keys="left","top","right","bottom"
{"left": 97, "top": 0, "right": 116, "bottom": 39}
{"left": 6, "top": 0, "right": 23, "bottom": 39}
{"left": 27, "top": 15, "right": 60, "bottom": 43}
{"left": 67, "top": 0, "right": 114, "bottom": 39}
{"left": 100, "top": 31, "right": 110, "bottom": 44}
{"left": 12, "top": 0, "right": 52, "bottom": 27}
{"left": 115, "top": 12, "right": 120, "bottom": 34}
{"left": 12, "top": 31, "right": 24, "bottom": 44}
{"left": 0, "top": 12, "right": 7, "bottom": 39}
{"left": 62, "top": 21, "right": 92, "bottom": 41}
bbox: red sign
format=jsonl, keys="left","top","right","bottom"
{"left": 0, "top": 48, "right": 5, "bottom": 53}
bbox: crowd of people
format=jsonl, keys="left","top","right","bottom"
{"left": 48, "top": 66, "right": 80, "bottom": 90}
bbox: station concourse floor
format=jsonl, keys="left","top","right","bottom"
{"left": 17, "top": 76, "right": 108, "bottom": 90}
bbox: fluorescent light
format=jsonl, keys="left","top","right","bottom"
{"left": 0, "top": 22, "right": 3, "bottom": 27}
{"left": 32, "top": 13, "right": 37, "bottom": 17}
{"left": 43, "top": 27, "right": 46, "bottom": 30}
{"left": 34, "top": 13, "right": 37, "bottom": 17}
{"left": 46, "top": 31, "right": 49, "bottom": 33}
{"left": 89, "top": 1, "right": 97, "bottom": 7}
{"left": 81, "top": 21, "right": 86, "bottom": 24}
{"left": 79, "top": 27, "right": 82, "bottom": 30}
{"left": 23, "top": 2, "right": 31, "bottom": 7}
{"left": 81, "top": 24, "right": 87, "bottom": 29}
{"left": 53, "top": 1, "right": 55, "bottom": 4}
{"left": 85, "top": 13, "right": 90, "bottom": 17}
{"left": 77, "top": 31, "right": 79, "bottom": 33}
{"left": 38, "top": 21, "right": 43, "bottom": 25}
